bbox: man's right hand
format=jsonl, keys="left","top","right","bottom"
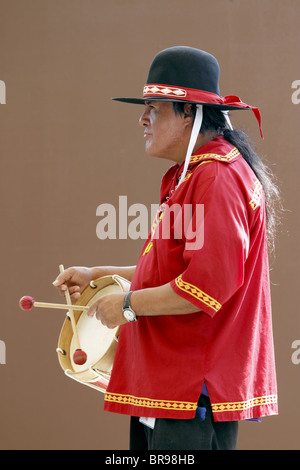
{"left": 52, "top": 265, "right": 136, "bottom": 303}
{"left": 52, "top": 266, "right": 95, "bottom": 302}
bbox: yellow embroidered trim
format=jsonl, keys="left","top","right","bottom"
{"left": 249, "top": 179, "right": 262, "bottom": 210}
{"left": 211, "top": 394, "right": 277, "bottom": 414}
{"left": 181, "top": 160, "right": 215, "bottom": 183}
{"left": 189, "top": 147, "right": 240, "bottom": 165}
{"left": 142, "top": 241, "right": 153, "bottom": 256}
{"left": 175, "top": 275, "right": 221, "bottom": 312}
{"left": 105, "top": 392, "right": 197, "bottom": 412}
{"left": 142, "top": 211, "right": 164, "bottom": 256}
{"left": 151, "top": 212, "right": 164, "bottom": 238}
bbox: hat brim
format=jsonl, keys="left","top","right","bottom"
{"left": 111, "top": 97, "right": 249, "bottom": 111}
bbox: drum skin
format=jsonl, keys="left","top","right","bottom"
{"left": 56, "top": 275, "right": 130, "bottom": 393}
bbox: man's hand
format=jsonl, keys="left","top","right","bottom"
{"left": 52, "top": 265, "right": 136, "bottom": 303}
{"left": 52, "top": 266, "right": 95, "bottom": 302}
{"left": 87, "top": 292, "right": 127, "bottom": 329}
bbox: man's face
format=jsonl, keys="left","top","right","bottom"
{"left": 139, "top": 101, "right": 193, "bottom": 163}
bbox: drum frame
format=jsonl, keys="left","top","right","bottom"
{"left": 56, "top": 274, "right": 130, "bottom": 393}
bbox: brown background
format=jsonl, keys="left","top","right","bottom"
{"left": 0, "top": 0, "right": 299, "bottom": 450}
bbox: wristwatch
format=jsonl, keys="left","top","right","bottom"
{"left": 122, "top": 291, "right": 138, "bottom": 322}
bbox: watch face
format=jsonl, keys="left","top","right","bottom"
{"left": 124, "top": 309, "right": 136, "bottom": 321}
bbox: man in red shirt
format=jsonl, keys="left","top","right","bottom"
{"left": 53, "top": 47, "right": 279, "bottom": 450}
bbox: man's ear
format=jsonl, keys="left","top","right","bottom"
{"left": 183, "top": 104, "right": 194, "bottom": 126}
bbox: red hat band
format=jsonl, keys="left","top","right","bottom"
{"left": 143, "top": 84, "right": 263, "bottom": 139}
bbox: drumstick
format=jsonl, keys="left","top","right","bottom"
{"left": 59, "top": 264, "right": 87, "bottom": 365}
{"left": 19, "top": 295, "right": 88, "bottom": 365}
{"left": 19, "top": 296, "right": 89, "bottom": 312}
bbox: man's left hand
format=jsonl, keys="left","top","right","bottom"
{"left": 87, "top": 292, "right": 127, "bottom": 329}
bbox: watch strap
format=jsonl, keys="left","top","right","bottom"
{"left": 123, "top": 291, "right": 133, "bottom": 310}
{"left": 122, "top": 291, "right": 138, "bottom": 321}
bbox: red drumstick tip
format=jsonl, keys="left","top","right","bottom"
{"left": 19, "top": 296, "right": 35, "bottom": 311}
{"left": 73, "top": 349, "right": 87, "bottom": 365}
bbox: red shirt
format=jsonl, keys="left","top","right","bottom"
{"left": 104, "top": 136, "right": 278, "bottom": 421}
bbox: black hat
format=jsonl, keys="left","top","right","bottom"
{"left": 112, "top": 46, "right": 262, "bottom": 137}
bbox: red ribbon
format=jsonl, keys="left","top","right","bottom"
{"left": 222, "top": 95, "right": 263, "bottom": 139}
{"left": 143, "top": 84, "right": 263, "bottom": 138}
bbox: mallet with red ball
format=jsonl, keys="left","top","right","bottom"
{"left": 59, "top": 264, "right": 87, "bottom": 366}
{"left": 18, "top": 264, "right": 88, "bottom": 366}
{"left": 19, "top": 295, "right": 88, "bottom": 365}
{"left": 19, "top": 296, "right": 89, "bottom": 312}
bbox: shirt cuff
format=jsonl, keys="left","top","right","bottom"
{"left": 170, "top": 274, "right": 222, "bottom": 317}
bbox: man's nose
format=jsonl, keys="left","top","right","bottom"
{"left": 139, "top": 108, "right": 149, "bottom": 127}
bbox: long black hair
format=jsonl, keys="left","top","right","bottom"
{"left": 173, "top": 103, "right": 282, "bottom": 253}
